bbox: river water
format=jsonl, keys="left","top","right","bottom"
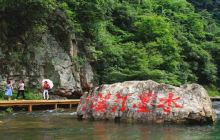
{"left": 0, "top": 102, "right": 220, "bottom": 140}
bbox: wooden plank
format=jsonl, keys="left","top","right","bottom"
{"left": 69, "top": 104, "right": 72, "bottom": 109}
{"left": 210, "top": 97, "right": 220, "bottom": 101}
{"left": 0, "top": 100, "right": 80, "bottom": 110}
{"left": 0, "top": 102, "right": 79, "bottom": 105}
{"left": 0, "top": 99, "right": 80, "bottom": 106}
{"left": 55, "top": 104, "right": 58, "bottom": 110}
{"left": 0, "top": 99, "right": 80, "bottom": 102}
{"left": 0, "top": 99, "right": 80, "bottom": 103}
{"left": 28, "top": 105, "right": 32, "bottom": 112}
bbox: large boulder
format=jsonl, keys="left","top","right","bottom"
{"left": 77, "top": 80, "right": 216, "bottom": 124}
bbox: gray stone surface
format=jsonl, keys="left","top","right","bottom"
{"left": 80, "top": 62, "right": 94, "bottom": 92}
{"left": 41, "top": 34, "right": 78, "bottom": 90}
{"left": 0, "top": 33, "right": 94, "bottom": 97}
{"left": 77, "top": 80, "right": 216, "bottom": 124}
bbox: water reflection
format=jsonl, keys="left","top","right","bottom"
{"left": 135, "top": 125, "right": 152, "bottom": 140}
{"left": 0, "top": 110, "right": 219, "bottom": 140}
{"left": 90, "top": 120, "right": 215, "bottom": 140}
{"left": 93, "top": 122, "right": 107, "bottom": 140}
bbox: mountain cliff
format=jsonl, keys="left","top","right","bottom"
{"left": 0, "top": 0, "right": 219, "bottom": 95}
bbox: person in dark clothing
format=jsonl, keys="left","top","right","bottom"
{"left": 16, "top": 80, "right": 25, "bottom": 99}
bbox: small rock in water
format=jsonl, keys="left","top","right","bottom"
{"left": 47, "top": 110, "right": 54, "bottom": 113}
{"left": 70, "top": 112, "right": 77, "bottom": 116}
{"left": 12, "top": 113, "right": 17, "bottom": 116}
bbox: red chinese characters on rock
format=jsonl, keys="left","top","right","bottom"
{"left": 133, "top": 91, "right": 156, "bottom": 112}
{"left": 111, "top": 92, "right": 132, "bottom": 112}
{"left": 157, "top": 92, "right": 182, "bottom": 113}
{"left": 85, "top": 91, "right": 182, "bottom": 114}
{"left": 82, "top": 95, "right": 93, "bottom": 111}
{"left": 92, "top": 93, "right": 111, "bottom": 112}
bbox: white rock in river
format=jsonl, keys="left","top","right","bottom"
{"left": 77, "top": 80, "right": 216, "bottom": 124}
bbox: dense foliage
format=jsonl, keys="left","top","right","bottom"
{"left": 0, "top": 0, "right": 220, "bottom": 89}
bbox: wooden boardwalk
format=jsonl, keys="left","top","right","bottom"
{"left": 0, "top": 99, "right": 80, "bottom": 112}
{"left": 210, "top": 97, "right": 220, "bottom": 101}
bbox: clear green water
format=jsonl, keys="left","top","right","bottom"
{"left": 0, "top": 109, "right": 219, "bottom": 140}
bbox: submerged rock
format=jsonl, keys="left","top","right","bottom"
{"left": 77, "top": 80, "right": 216, "bottom": 124}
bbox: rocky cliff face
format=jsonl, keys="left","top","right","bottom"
{"left": 0, "top": 33, "right": 94, "bottom": 96}
{"left": 77, "top": 80, "right": 216, "bottom": 124}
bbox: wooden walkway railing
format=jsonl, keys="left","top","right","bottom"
{"left": 0, "top": 99, "right": 80, "bottom": 112}
{"left": 210, "top": 97, "right": 220, "bottom": 101}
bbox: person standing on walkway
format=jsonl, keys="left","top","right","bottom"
{"left": 5, "top": 80, "right": 13, "bottom": 100}
{"left": 43, "top": 81, "right": 50, "bottom": 100}
{"left": 16, "top": 80, "right": 25, "bottom": 99}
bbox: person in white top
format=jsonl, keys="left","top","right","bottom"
{"left": 16, "top": 80, "right": 25, "bottom": 99}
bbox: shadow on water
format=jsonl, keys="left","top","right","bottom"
{"left": 0, "top": 102, "right": 220, "bottom": 140}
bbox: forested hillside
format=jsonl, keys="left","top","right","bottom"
{"left": 0, "top": 0, "right": 220, "bottom": 91}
